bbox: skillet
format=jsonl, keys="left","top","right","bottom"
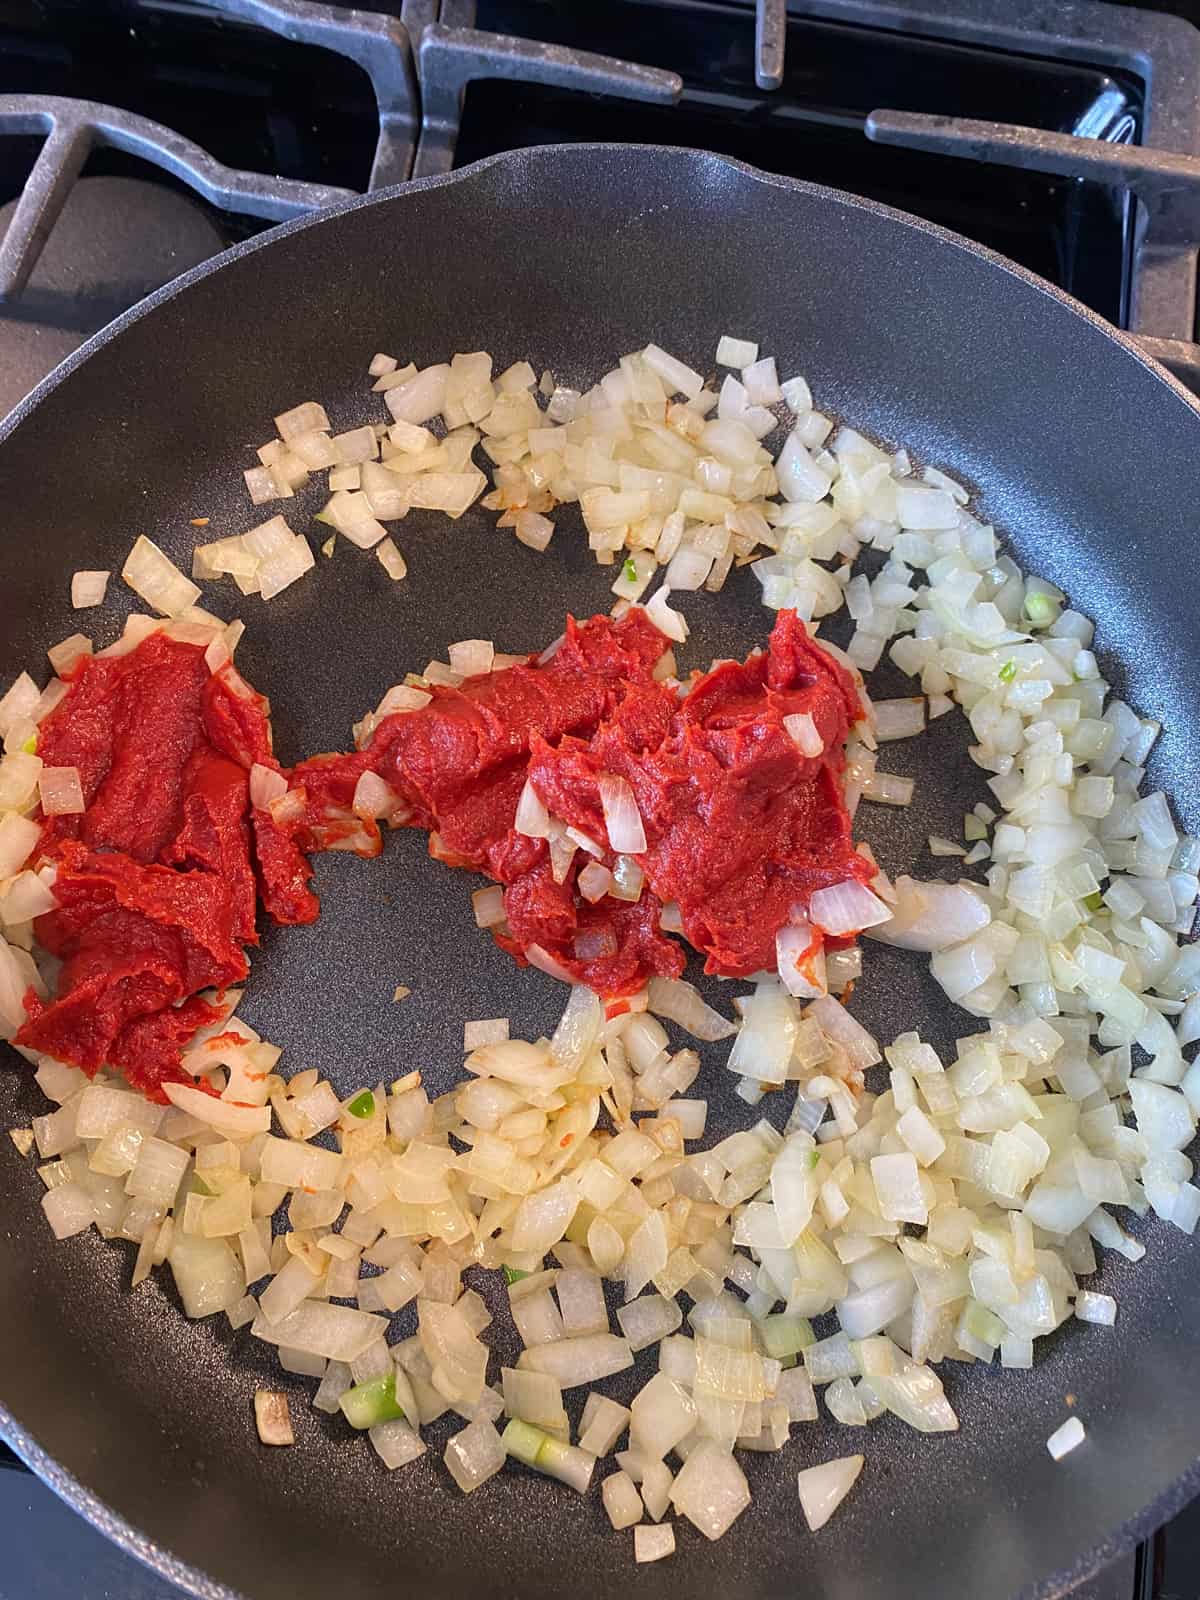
{"left": 0, "top": 143, "right": 1198, "bottom": 1600}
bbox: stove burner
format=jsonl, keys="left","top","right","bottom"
{"left": 866, "top": 108, "right": 1200, "bottom": 386}
{"left": 0, "top": 173, "right": 226, "bottom": 414}
{"left": 755, "top": 0, "right": 787, "bottom": 89}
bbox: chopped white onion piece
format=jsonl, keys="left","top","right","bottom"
{"left": 36, "top": 765, "right": 84, "bottom": 816}
{"left": 514, "top": 511, "right": 554, "bottom": 552}
{"left": 71, "top": 570, "right": 110, "bottom": 609}
{"left": 0, "top": 869, "right": 56, "bottom": 925}
{"left": 808, "top": 880, "right": 893, "bottom": 936}
{"left": 642, "top": 344, "right": 704, "bottom": 400}
{"left": 0, "top": 812, "right": 41, "bottom": 878}
{"left": 873, "top": 697, "right": 925, "bottom": 740}
{"left": 161, "top": 1082, "right": 271, "bottom": 1137}
{"left": 514, "top": 778, "right": 551, "bottom": 839}
{"left": 715, "top": 335, "right": 758, "bottom": 368}
{"left": 634, "top": 1523, "right": 675, "bottom": 1563}
{"left": 865, "top": 877, "right": 990, "bottom": 952}
{"left": 352, "top": 770, "right": 398, "bottom": 819}
{"left": 644, "top": 587, "right": 688, "bottom": 643}
{"left": 252, "top": 1301, "right": 386, "bottom": 1362}
{"left": 602, "top": 1470, "right": 643, "bottom": 1530}
{"left": 472, "top": 886, "right": 507, "bottom": 928}
{"left": 518, "top": 1335, "right": 634, "bottom": 1388}
{"left": 371, "top": 1417, "right": 426, "bottom": 1470}
{"left": 121, "top": 535, "right": 201, "bottom": 618}
{"left": 1074, "top": 1291, "right": 1116, "bottom": 1326}
{"left": 249, "top": 763, "right": 287, "bottom": 810}
{"left": 599, "top": 774, "right": 646, "bottom": 855}
{"left": 445, "top": 1419, "right": 506, "bottom": 1493}
{"left": 862, "top": 771, "right": 915, "bottom": 806}
{"left": 646, "top": 977, "right": 736, "bottom": 1040}
{"left": 797, "top": 1455, "right": 864, "bottom": 1530}
{"left": 578, "top": 862, "right": 613, "bottom": 903}
{"left": 275, "top": 401, "right": 330, "bottom": 440}
{"left": 448, "top": 638, "right": 495, "bottom": 678}
{"left": 254, "top": 1390, "right": 294, "bottom": 1445}
{"left": 1047, "top": 1417, "right": 1085, "bottom": 1460}
{"left": 784, "top": 711, "right": 823, "bottom": 757}
{"left": 776, "top": 921, "right": 827, "bottom": 1000}
{"left": 670, "top": 1441, "right": 751, "bottom": 1540}
{"left": 41, "top": 1183, "right": 96, "bottom": 1239}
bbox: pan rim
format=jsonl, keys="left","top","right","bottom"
{"left": 4, "top": 141, "right": 1200, "bottom": 448}
{"left": 1, "top": 138, "right": 1198, "bottom": 1600}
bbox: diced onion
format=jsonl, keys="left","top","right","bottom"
{"left": 776, "top": 921, "right": 827, "bottom": 999}
{"left": 642, "top": 344, "right": 704, "bottom": 400}
{"left": 865, "top": 878, "right": 990, "bottom": 952}
{"left": 448, "top": 639, "right": 495, "bottom": 678}
{"left": 599, "top": 774, "right": 646, "bottom": 854}
{"left": 258, "top": 532, "right": 315, "bottom": 600}
{"left": 515, "top": 778, "right": 550, "bottom": 839}
{"left": 574, "top": 925, "right": 617, "bottom": 961}
{"left": 873, "top": 698, "right": 925, "bottom": 741}
{"left": 0, "top": 672, "right": 41, "bottom": 736}
{"left": 275, "top": 400, "right": 330, "bottom": 440}
{"left": 376, "top": 538, "right": 408, "bottom": 580}
{"left": 353, "top": 771, "right": 399, "bottom": 819}
{"left": 1046, "top": 1417, "right": 1085, "bottom": 1460}
{"left": 519, "top": 1334, "right": 634, "bottom": 1387}
{"left": 254, "top": 1390, "right": 294, "bottom": 1445}
{"left": 41, "top": 1183, "right": 96, "bottom": 1239}
{"left": 515, "top": 511, "right": 554, "bottom": 551}
{"left": 797, "top": 1455, "right": 864, "bottom": 1530}
{"left": 784, "top": 712, "right": 823, "bottom": 757}
{"left": 525, "top": 944, "right": 575, "bottom": 983}
{"left": 472, "top": 886, "right": 507, "bottom": 928}
{"left": 742, "top": 357, "right": 781, "bottom": 406}
{"left": 670, "top": 1441, "right": 751, "bottom": 1540}
{"left": 716, "top": 335, "right": 758, "bottom": 368}
{"left": 1074, "top": 1291, "right": 1116, "bottom": 1326}
{"left": 862, "top": 771, "right": 915, "bottom": 806}
{"left": 161, "top": 1082, "right": 271, "bottom": 1137}
{"left": 809, "top": 995, "right": 881, "bottom": 1070}
{"left": 634, "top": 1524, "right": 675, "bottom": 1563}
{"left": 37, "top": 766, "right": 84, "bottom": 816}
{"left": 609, "top": 855, "right": 644, "bottom": 902}
{"left": 0, "top": 812, "right": 41, "bottom": 877}
{"left": 578, "top": 863, "right": 613, "bottom": 903}
{"left": 808, "top": 881, "right": 893, "bottom": 937}
{"left": 251, "top": 1302, "right": 386, "bottom": 1362}
{"left": 644, "top": 587, "right": 688, "bottom": 643}
{"left": 268, "top": 789, "right": 305, "bottom": 826}
{"left": 122, "top": 535, "right": 201, "bottom": 617}
{"left": 646, "top": 977, "right": 736, "bottom": 1041}
{"left": 71, "top": 570, "right": 110, "bottom": 609}
{"left": 445, "top": 1418, "right": 506, "bottom": 1493}
{"left": 249, "top": 763, "right": 288, "bottom": 810}
{"left": 0, "top": 869, "right": 57, "bottom": 924}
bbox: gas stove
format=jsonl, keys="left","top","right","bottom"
{"left": 2, "top": 3, "right": 1200, "bottom": 1597}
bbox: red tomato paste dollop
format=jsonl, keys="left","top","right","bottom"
{"left": 16, "top": 634, "right": 292, "bottom": 1100}
{"left": 283, "top": 606, "right": 871, "bottom": 996}
{"left": 16, "top": 607, "right": 868, "bottom": 1099}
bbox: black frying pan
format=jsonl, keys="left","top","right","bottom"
{"left": 0, "top": 144, "right": 1197, "bottom": 1600}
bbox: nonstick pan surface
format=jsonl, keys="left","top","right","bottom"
{"left": 0, "top": 145, "right": 1198, "bottom": 1600}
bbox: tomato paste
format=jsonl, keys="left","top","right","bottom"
{"left": 526, "top": 610, "right": 872, "bottom": 979}
{"left": 286, "top": 606, "right": 870, "bottom": 996}
{"left": 16, "top": 634, "right": 289, "bottom": 1099}
{"left": 15, "top": 607, "right": 868, "bottom": 1099}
